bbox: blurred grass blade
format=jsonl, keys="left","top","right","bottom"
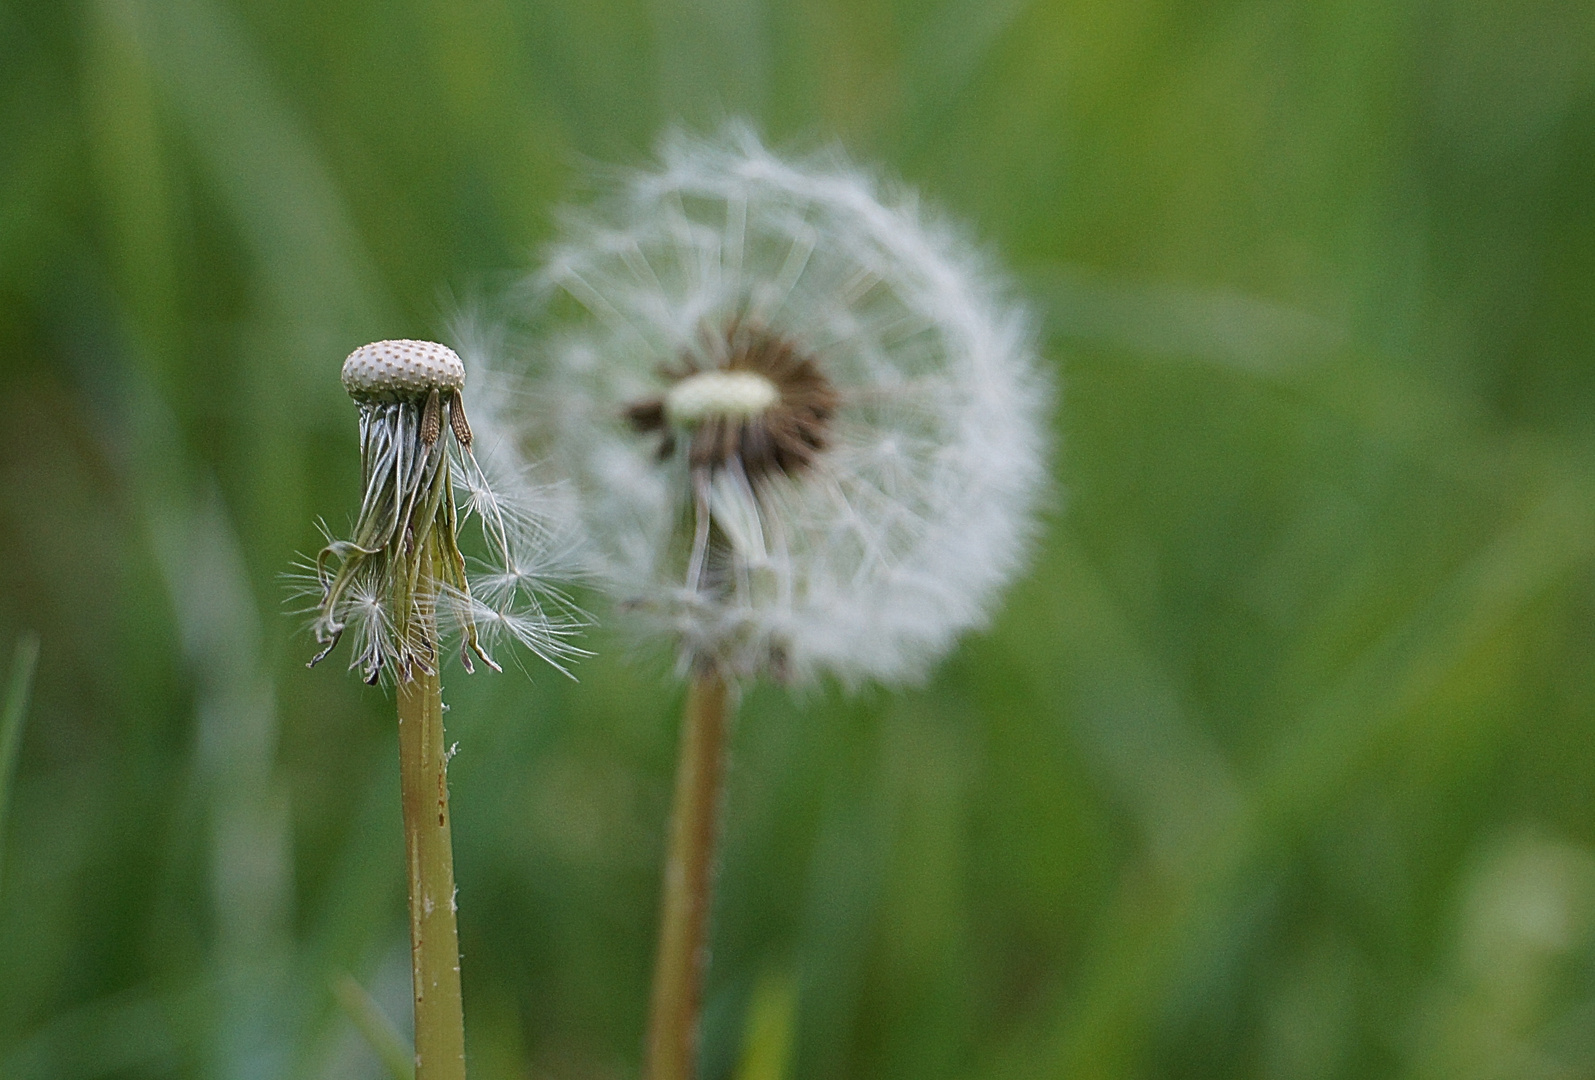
{"left": 137, "top": 0, "right": 397, "bottom": 393}
{"left": 735, "top": 968, "right": 797, "bottom": 1080}
{"left": 0, "top": 631, "right": 40, "bottom": 891}
{"left": 332, "top": 973, "right": 415, "bottom": 1080}
{"left": 1028, "top": 264, "right": 1342, "bottom": 376}
{"left": 987, "top": 469, "right": 1595, "bottom": 1080}
{"left": 0, "top": 981, "right": 194, "bottom": 1080}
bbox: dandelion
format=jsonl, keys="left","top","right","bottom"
{"left": 304, "top": 339, "right": 580, "bottom": 684}
{"left": 297, "top": 338, "right": 582, "bottom": 1080}
{"left": 522, "top": 129, "right": 1049, "bottom": 1080}
{"left": 530, "top": 128, "right": 1047, "bottom": 687}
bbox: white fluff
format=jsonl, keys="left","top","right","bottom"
{"left": 292, "top": 334, "right": 587, "bottom": 683}
{"left": 523, "top": 127, "right": 1050, "bottom": 686}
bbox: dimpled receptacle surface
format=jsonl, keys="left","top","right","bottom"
{"left": 341, "top": 339, "right": 466, "bottom": 402}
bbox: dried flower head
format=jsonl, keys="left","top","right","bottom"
{"left": 300, "top": 339, "right": 582, "bottom": 683}
{"left": 526, "top": 128, "right": 1049, "bottom": 686}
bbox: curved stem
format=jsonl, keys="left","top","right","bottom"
{"left": 645, "top": 669, "right": 733, "bottom": 1080}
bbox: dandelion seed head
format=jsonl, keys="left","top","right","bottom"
{"left": 293, "top": 337, "right": 585, "bottom": 684}
{"left": 525, "top": 127, "right": 1050, "bottom": 686}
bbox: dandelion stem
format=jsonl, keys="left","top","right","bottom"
{"left": 397, "top": 550, "right": 467, "bottom": 1080}
{"left": 645, "top": 668, "right": 733, "bottom": 1080}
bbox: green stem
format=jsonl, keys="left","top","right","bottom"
{"left": 397, "top": 570, "right": 467, "bottom": 1080}
{"left": 645, "top": 669, "right": 733, "bottom": 1080}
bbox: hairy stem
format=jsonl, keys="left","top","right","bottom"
{"left": 645, "top": 669, "right": 733, "bottom": 1080}
{"left": 397, "top": 603, "right": 467, "bottom": 1080}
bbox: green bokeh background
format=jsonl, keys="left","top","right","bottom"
{"left": 3, "top": 0, "right": 1595, "bottom": 1076}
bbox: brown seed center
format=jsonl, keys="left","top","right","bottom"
{"left": 625, "top": 322, "right": 838, "bottom": 483}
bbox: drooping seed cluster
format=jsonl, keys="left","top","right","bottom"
{"left": 301, "top": 340, "right": 582, "bottom": 683}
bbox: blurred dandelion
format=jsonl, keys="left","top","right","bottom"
{"left": 293, "top": 339, "right": 583, "bottom": 1080}
{"left": 521, "top": 128, "right": 1049, "bottom": 1080}
{"left": 528, "top": 126, "right": 1048, "bottom": 687}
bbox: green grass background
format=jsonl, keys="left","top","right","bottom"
{"left": 3, "top": 0, "right": 1595, "bottom": 1076}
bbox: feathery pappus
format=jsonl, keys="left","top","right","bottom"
{"left": 296, "top": 339, "right": 584, "bottom": 684}
{"left": 525, "top": 128, "right": 1049, "bottom": 686}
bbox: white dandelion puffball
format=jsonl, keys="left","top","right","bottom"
{"left": 527, "top": 128, "right": 1049, "bottom": 686}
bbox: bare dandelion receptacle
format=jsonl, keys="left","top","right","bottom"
{"left": 301, "top": 339, "right": 581, "bottom": 684}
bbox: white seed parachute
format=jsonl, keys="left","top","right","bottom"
{"left": 523, "top": 128, "right": 1051, "bottom": 686}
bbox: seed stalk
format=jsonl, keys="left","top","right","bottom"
{"left": 644, "top": 669, "right": 733, "bottom": 1080}
{"left": 397, "top": 542, "right": 468, "bottom": 1080}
